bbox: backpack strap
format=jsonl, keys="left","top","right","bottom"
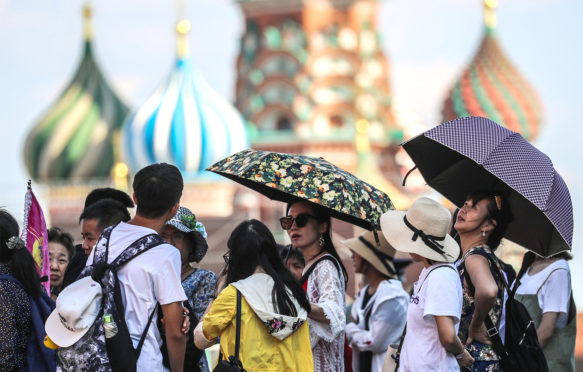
{"left": 300, "top": 254, "right": 341, "bottom": 286}
{"left": 535, "top": 268, "right": 568, "bottom": 295}
{"left": 461, "top": 252, "right": 506, "bottom": 356}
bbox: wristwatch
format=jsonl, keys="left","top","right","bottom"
{"left": 455, "top": 350, "right": 466, "bottom": 359}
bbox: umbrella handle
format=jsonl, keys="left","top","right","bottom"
{"left": 402, "top": 166, "right": 418, "bottom": 186}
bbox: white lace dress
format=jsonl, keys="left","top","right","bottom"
{"left": 305, "top": 254, "right": 346, "bottom": 372}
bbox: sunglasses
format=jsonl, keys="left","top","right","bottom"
{"left": 223, "top": 252, "right": 230, "bottom": 265}
{"left": 279, "top": 213, "right": 317, "bottom": 230}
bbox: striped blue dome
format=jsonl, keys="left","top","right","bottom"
{"left": 123, "top": 20, "right": 248, "bottom": 179}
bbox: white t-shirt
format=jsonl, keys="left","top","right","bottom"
{"left": 515, "top": 259, "right": 571, "bottom": 328}
{"left": 400, "top": 263, "right": 462, "bottom": 372}
{"left": 87, "top": 222, "right": 186, "bottom": 371}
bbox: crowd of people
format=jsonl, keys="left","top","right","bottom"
{"left": 0, "top": 162, "right": 576, "bottom": 372}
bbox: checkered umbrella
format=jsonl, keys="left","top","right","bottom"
{"left": 402, "top": 116, "right": 573, "bottom": 257}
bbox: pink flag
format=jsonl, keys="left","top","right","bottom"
{"left": 21, "top": 180, "right": 50, "bottom": 294}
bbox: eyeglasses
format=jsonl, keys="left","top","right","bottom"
{"left": 279, "top": 213, "right": 317, "bottom": 230}
{"left": 161, "top": 231, "right": 186, "bottom": 243}
{"left": 223, "top": 252, "right": 230, "bottom": 265}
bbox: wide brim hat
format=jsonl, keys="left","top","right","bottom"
{"left": 380, "top": 197, "right": 460, "bottom": 263}
{"left": 45, "top": 276, "right": 103, "bottom": 347}
{"left": 341, "top": 230, "right": 397, "bottom": 278}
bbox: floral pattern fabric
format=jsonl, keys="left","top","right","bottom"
{"left": 182, "top": 268, "right": 217, "bottom": 372}
{"left": 208, "top": 149, "right": 394, "bottom": 229}
{"left": 0, "top": 265, "right": 32, "bottom": 371}
{"left": 264, "top": 317, "right": 287, "bottom": 334}
{"left": 457, "top": 245, "right": 505, "bottom": 367}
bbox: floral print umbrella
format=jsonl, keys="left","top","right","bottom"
{"left": 207, "top": 149, "right": 394, "bottom": 230}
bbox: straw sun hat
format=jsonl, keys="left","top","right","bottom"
{"left": 341, "top": 230, "right": 397, "bottom": 278}
{"left": 380, "top": 197, "right": 460, "bottom": 263}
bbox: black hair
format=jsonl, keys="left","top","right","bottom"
{"left": 48, "top": 227, "right": 75, "bottom": 259}
{"left": 84, "top": 187, "right": 134, "bottom": 209}
{"left": 79, "top": 199, "right": 131, "bottom": 231}
{"left": 186, "top": 230, "right": 208, "bottom": 263}
{"left": 0, "top": 209, "right": 41, "bottom": 298}
{"left": 132, "top": 163, "right": 183, "bottom": 219}
{"left": 467, "top": 191, "right": 513, "bottom": 251}
{"left": 281, "top": 246, "right": 305, "bottom": 266}
{"left": 286, "top": 200, "right": 348, "bottom": 287}
{"left": 226, "top": 220, "right": 311, "bottom": 316}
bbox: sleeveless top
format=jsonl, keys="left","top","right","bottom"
{"left": 457, "top": 245, "right": 505, "bottom": 362}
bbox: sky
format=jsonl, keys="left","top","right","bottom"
{"left": 1, "top": 0, "right": 581, "bottom": 301}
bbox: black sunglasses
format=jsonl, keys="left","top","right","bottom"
{"left": 279, "top": 213, "right": 317, "bottom": 230}
{"left": 223, "top": 252, "right": 230, "bottom": 265}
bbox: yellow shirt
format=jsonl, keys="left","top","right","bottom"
{"left": 203, "top": 284, "right": 314, "bottom": 372}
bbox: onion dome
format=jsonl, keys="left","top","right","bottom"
{"left": 123, "top": 20, "right": 248, "bottom": 179}
{"left": 442, "top": 0, "right": 543, "bottom": 141}
{"left": 23, "top": 5, "right": 129, "bottom": 182}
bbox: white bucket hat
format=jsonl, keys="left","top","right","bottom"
{"left": 341, "top": 230, "right": 397, "bottom": 278}
{"left": 380, "top": 197, "right": 460, "bottom": 263}
{"left": 45, "top": 276, "right": 103, "bottom": 347}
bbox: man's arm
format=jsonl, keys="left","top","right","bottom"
{"left": 161, "top": 301, "right": 186, "bottom": 372}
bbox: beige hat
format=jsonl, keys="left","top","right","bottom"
{"left": 380, "top": 197, "right": 460, "bottom": 263}
{"left": 342, "top": 230, "right": 397, "bottom": 278}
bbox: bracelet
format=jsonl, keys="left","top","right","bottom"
{"left": 455, "top": 350, "right": 466, "bottom": 360}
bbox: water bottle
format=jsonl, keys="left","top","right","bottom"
{"left": 103, "top": 314, "right": 118, "bottom": 338}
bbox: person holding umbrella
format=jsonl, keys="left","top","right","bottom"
{"left": 380, "top": 197, "right": 473, "bottom": 371}
{"left": 342, "top": 230, "right": 408, "bottom": 372}
{"left": 455, "top": 191, "right": 513, "bottom": 371}
{"left": 281, "top": 200, "right": 348, "bottom": 372}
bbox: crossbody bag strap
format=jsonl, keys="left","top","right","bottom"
{"left": 393, "top": 324, "right": 407, "bottom": 372}
{"left": 300, "top": 255, "right": 341, "bottom": 285}
{"left": 234, "top": 290, "right": 242, "bottom": 360}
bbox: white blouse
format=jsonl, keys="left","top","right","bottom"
{"left": 305, "top": 254, "right": 346, "bottom": 372}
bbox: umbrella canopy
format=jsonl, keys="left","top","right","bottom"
{"left": 402, "top": 116, "right": 573, "bottom": 257}
{"left": 207, "top": 149, "right": 394, "bottom": 230}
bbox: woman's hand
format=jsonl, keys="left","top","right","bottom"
{"left": 466, "top": 322, "right": 492, "bottom": 346}
{"left": 457, "top": 349, "right": 474, "bottom": 368}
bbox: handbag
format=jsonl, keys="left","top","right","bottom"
{"left": 213, "top": 290, "right": 246, "bottom": 372}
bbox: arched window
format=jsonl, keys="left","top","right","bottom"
{"left": 276, "top": 116, "right": 293, "bottom": 131}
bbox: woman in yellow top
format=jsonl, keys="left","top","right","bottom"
{"left": 194, "top": 219, "right": 314, "bottom": 372}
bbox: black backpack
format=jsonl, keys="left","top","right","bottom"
{"left": 463, "top": 252, "right": 548, "bottom": 372}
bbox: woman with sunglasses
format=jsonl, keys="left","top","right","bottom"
{"left": 281, "top": 200, "right": 348, "bottom": 372}
{"left": 194, "top": 219, "right": 313, "bottom": 371}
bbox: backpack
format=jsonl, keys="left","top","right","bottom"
{"left": 462, "top": 251, "right": 549, "bottom": 372}
{"left": 159, "top": 300, "right": 203, "bottom": 372}
{"left": 56, "top": 225, "right": 165, "bottom": 372}
{"left": 0, "top": 274, "right": 57, "bottom": 372}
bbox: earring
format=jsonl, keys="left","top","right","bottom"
{"left": 482, "top": 230, "right": 486, "bottom": 237}
{"left": 319, "top": 235, "right": 325, "bottom": 247}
